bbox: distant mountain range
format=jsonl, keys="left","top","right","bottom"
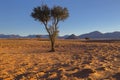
{"left": 0, "top": 34, "right": 49, "bottom": 38}
{"left": 0, "top": 34, "right": 21, "bottom": 38}
{"left": 0, "top": 31, "right": 120, "bottom": 39}
{"left": 79, "top": 31, "right": 120, "bottom": 39}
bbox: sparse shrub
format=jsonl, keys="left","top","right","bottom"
{"left": 36, "top": 35, "right": 41, "bottom": 40}
{"left": 85, "top": 37, "right": 90, "bottom": 40}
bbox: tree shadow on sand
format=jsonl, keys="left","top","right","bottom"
{"left": 40, "top": 69, "right": 62, "bottom": 80}
{"left": 0, "top": 78, "right": 3, "bottom": 80}
{"left": 112, "top": 73, "right": 120, "bottom": 80}
{"left": 69, "top": 68, "right": 94, "bottom": 78}
{"left": 14, "top": 72, "right": 34, "bottom": 80}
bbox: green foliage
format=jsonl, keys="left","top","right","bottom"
{"left": 51, "top": 6, "right": 69, "bottom": 21}
{"left": 31, "top": 5, "right": 50, "bottom": 22}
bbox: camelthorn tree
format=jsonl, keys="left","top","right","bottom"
{"left": 31, "top": 5, "right": 69, "bottom": 52}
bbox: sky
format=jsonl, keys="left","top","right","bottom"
{"left": 0, "top": 0, "right": 120, "bottom": 36}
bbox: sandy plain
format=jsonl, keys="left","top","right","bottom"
{"left": 0, "top": 39, "right": 120, "bottom": 80}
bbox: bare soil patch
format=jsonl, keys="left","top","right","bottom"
{"left": 0, "top": 39, "right": 120, "bottom": 80}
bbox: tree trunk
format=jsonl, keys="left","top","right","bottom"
{"left": 49, "top": 37, "right": 55, "bottom": 52}
{"left": 51, "top": 40, "right": 55, "bottom": 52}
{"left": 43, "top": 23, "right": 57, "bottom": 52}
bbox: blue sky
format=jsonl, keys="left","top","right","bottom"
{"left": 0, "top": 0, "right": 120, "bottom": 36}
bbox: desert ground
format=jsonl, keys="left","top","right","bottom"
{"left": 0, "top": 39, "right": 120, "bottom": 80}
